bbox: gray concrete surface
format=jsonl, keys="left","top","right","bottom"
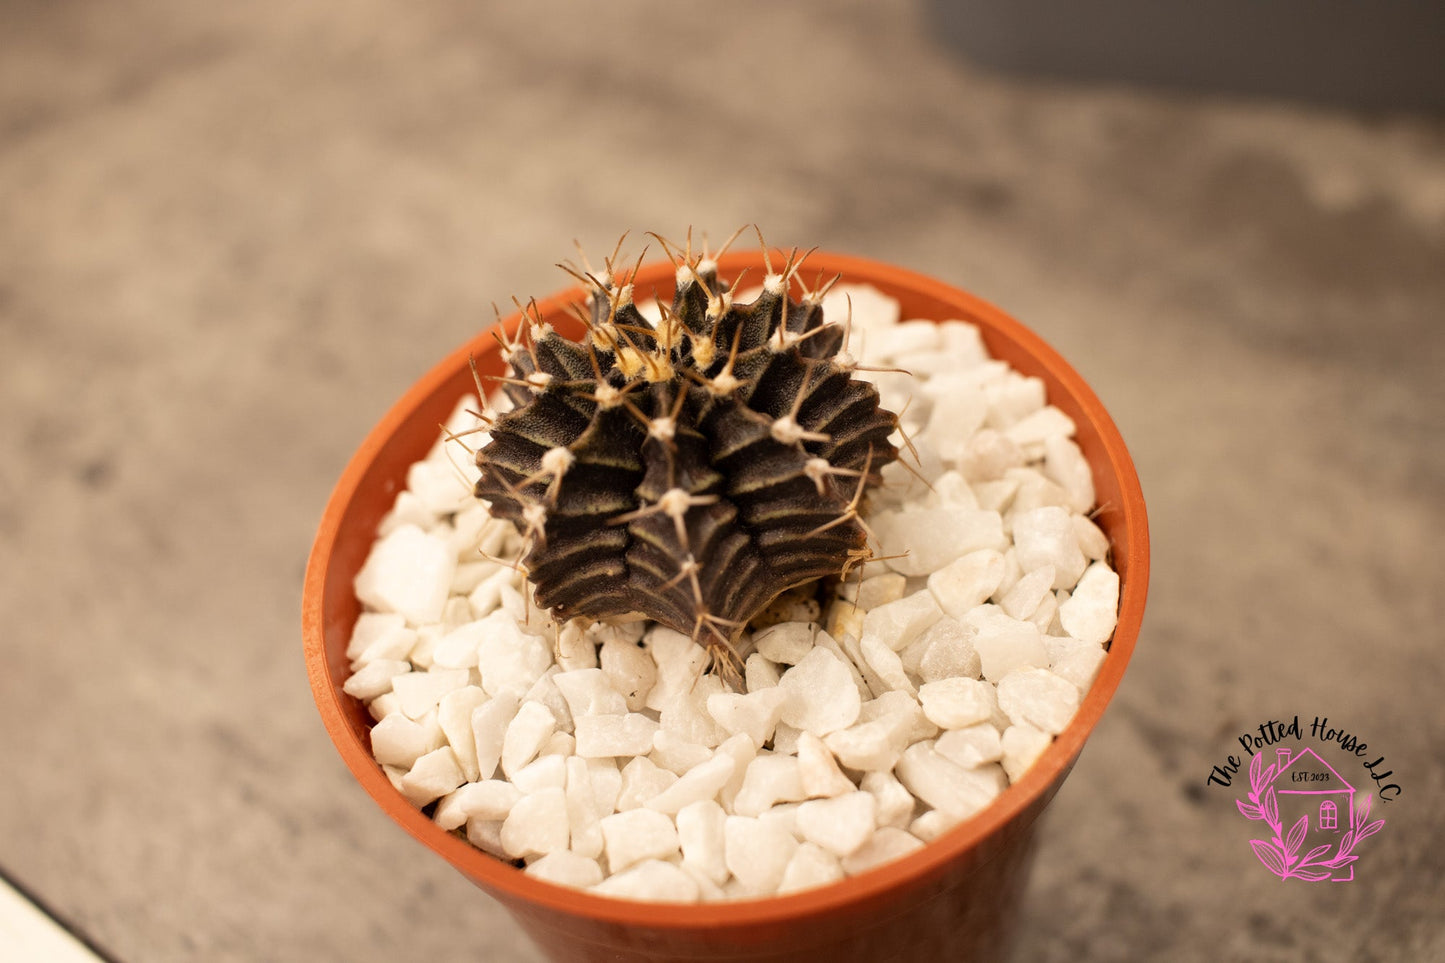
{"left": 2, "top": 1, "right": 1441, "bottom": 960}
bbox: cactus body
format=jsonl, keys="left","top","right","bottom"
{"left": 474, "top": 238, "right": 899, "bottom": 659}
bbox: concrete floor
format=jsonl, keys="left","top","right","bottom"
{"left": 2, "top": 1, "right": 1442, "bottom": 960}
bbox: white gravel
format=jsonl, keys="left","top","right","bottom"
{"left": 344, "top": 284, "right": 1120, "bottom": 902}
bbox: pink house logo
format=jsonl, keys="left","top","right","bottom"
{"left": 1236, "top": 746, "right": 1384, "bottom": 881}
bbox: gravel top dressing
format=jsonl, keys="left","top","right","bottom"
{"left": 343, "top": 284, "right": 1119, "bottom": 902}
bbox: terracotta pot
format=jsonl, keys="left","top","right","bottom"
{"left": 303, "top": 251, "right": 1150, "bottom": 962}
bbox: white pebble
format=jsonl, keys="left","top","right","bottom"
{"left": 465, "top": 818, "right": 507, "bottom": 859}
{"left": 824, "top": 715, "right": 909, "bottom": 773}
{"left": 522, "top": 669, "right": 573, "bottom": 735}
{"left": 658, "top": 673, "right": 727, "bottom": 747}
{"left": 971, "top": 477, "right": 1020, "bottom": 514}
{"left": 909, "top": 809, "right": 960, "bottom": 843}
{"left": 927, "top": 550, "right": 1005, "bottom": 620}
{"left": 861, "top": 770, "right": 916, "bottom": 830}
{"left": 353, "top": 524, "right": 456, "bottom": 625}
{"left": 795, "top": 792, "right": 877, "bottom": 858}
{"left": 587, "top": 758, "right": 622, "bottom": 816}
{"left": 714, "top": 734, "right": 758, "bottom": 813}
{"left": 368, "top": 690, "right": 401, "bottom": 723}
{"left": 553, "top": 668, "right": 629, "bottom": 718}
{"left": 342, "top": 659, "right": 410, "bottom": 701}
{"left": 777, "top": 647, "right": 862, "bottom": 736}
{"left": 645, "top": 753, "right": 736, "bottom": 814}
{"left": 935, "top": 723, "right": 1003, "bottom": 768}
{"left": 574, "top": 712, "right": 660, "bottom": 759}
{"left": 917, "top": 677, "right": 997, "bottom": 730}
{"left": 1043, "top": 436, "right": 1095, "bottom": 513}
{"left": 392, "top": 668, "right": 471, "bottom": 721}
{"left": 564, "top": 756, "right": 603, "bottom": 858}
{"left": 997, "top": 565, "right": 1055, "bottom": 621}
{"left": 555, "top": 621, "right": 598, "bottom": 671}
{"left": 964, "top": 605, "right": 1049, "bottom": 682}
{"left": 810, "top": 629, "right": 871, "bottom": 701}
{"left": 406, "top": 626, "right": 440, "bottom": 670}
{"left": 477, "top": 613, "right": 552, "bottom": 697}
{"left": 1058, "top": 561, "right": 1120, "bottom": 646}
{"left": 525, "top": 852, "right": 603, "bottom": 889}
{"left": 854, "top": 572, "right": 907, "bottom": 610}
{"left": 432, "top": 789, "right": 470, "bottom": 831}
{"left": 778, "top": 842, "right": 845, "bottom": 894}
{"left": 797, "top": 732, "right": 856, "bottom": 798}
{"left": 732, "top": 754, "right": 806, "bottom": 817}
{"left": 676, "top": 800, "right": 729, "bottom": 886}
{"left": 599, "top": 808, "right": 679, "bottom": 873}
{"left": 1071, "top": 514, "right": 1110, "bottom": 561}
{"left": 437, "top": 686, "right": 488, "bottom": 782}
{"left": 744, "top": 653, "right": 781, "bottom": 691}
{"left": 1012, "top": 507, "right": 1087, "bottom": 590}
{"left": 470, "top": 691, "right": 519, "bottom": 781}
{"left": 353, "top": 621, "right": 418, "bottom": 666}
{"left": 347, "top": 612, "right": 408, "bottom": 661}
{"left": 502, "top": 786, "right": 569, "bottom": 856}
{"left": 430, "top": 621, "right": 487, "bottom": 669}
{"left": 1045, "top": 635, "right": 1108, "bottom": 694}
{"left": 861, "top": 592, "right": 942, "bottom": 652}
{"left": 500, "top": 701, "right": 557, "bottom": 778}
{"left": 600, "top": 637, "right": 657, "bottom": 712}
{"left": 873, "top": 509, "right": 1008, "bottom": 577}
{"left": 926, "top": 470, "right": 981, "bottom": 511}
{"left": 650, "top": 730, "right": 714, "bottom": 776}
{"left": 1000, "top": 723, "right": 1053, "bottom": 782}
{"left": 861, "top": 633, "right": 917, "bottom": 696}
{"left": 405, "top": 458, "right": 473, "bottom": 517}
{"left": 616, "top": 756, "right": 677, "bottom": 812}
{"left": 400, "top": 747, "right": 465, "bottom": 807}
{"left": 996, "top": 668, "right": 1080, "bottom": 735}
{"left": 957, "top": 430, "right": 1025, "bottom": 482}
{"left": 370, "top": 712, "right": 441, "bottom": 769}
{"left": 455, "top": 779, "right": 522, "bottom": 821}
{"left": 707, "top": 687, "right": 790, "bottom": 749}
{"left": 593, "top": 860, "right": 700, "bottom": 903}
{"left": 839, "top": 827, "right": 924, "bottom": 875}
{"left": 917, "top": 618, "right": 982, "bottom": 683}
{"left": 644, "top": 627, "right": 708, "bottom": 713}
{"left": 510, "top": 753, "right": 567, "bottom": 794}
{"left": 725, "top": 815, "right": 799, "bottom": 897}
{"left": 1004, "top": 405, "right": 1075, "bottom": 450}
{"left": 754, "top": 622, "right": 814, "bottom": 664}
{"left": 895, "top": 743, "right": 1005, "bottom": 820}
{"left": 1029, "top": 592, "right": 1060, "bottom": 634}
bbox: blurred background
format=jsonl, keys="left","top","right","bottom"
{"left": 2, "top": 1, "right": 1441, "bottom": 960}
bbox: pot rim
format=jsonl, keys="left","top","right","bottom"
{"left": 303, "top": 249, "right": 1150, "bottom": 928}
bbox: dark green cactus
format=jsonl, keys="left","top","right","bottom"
{"left": 474, "top": 232, "right": 899, "bottom": 667}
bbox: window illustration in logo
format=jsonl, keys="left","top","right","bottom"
{"left": 1236, "top": 747, "right": 1384, "bottom": 881}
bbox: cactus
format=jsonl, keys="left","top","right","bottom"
{"left": 473, "top": 231, "right": 899, "bottom": 671}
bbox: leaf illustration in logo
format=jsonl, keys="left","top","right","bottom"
{"left": 1249, "top": 752, "right": 1264, "bottom": 790}
{"left": 1301, "top": 843, "right": 1332, "bottom": 865}
{"left": 1285, "top": 815, "right": 1308, "bottom": 858}
{"left": 1236, "top": 800, "right": 1263, "bottom": 820}
{"left": 1293, "top": 869, "right": 1332, "bottom": 882}
{"left": 1250, "top": 839, "right": 1288, "bottom": 877}
{"left": 1358, "top": 818, "right": 1385, "bottom": 842}
{"left": 1263, "top": 787, "right": 1280, "bottom": 828}
{"left": 1327, "top": 854, "right": 1359, "bottom": 869}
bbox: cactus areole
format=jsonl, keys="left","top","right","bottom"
{"left": 474, "top": 234, "right": 900, "bottom": 667}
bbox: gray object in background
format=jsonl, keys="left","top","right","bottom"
{"left": 925, "top": 0, "right": 1445, "bottom": 111}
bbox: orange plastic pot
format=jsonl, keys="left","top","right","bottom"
{"left": 303, "top": 251, "right": 1149, "bottom": 962}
